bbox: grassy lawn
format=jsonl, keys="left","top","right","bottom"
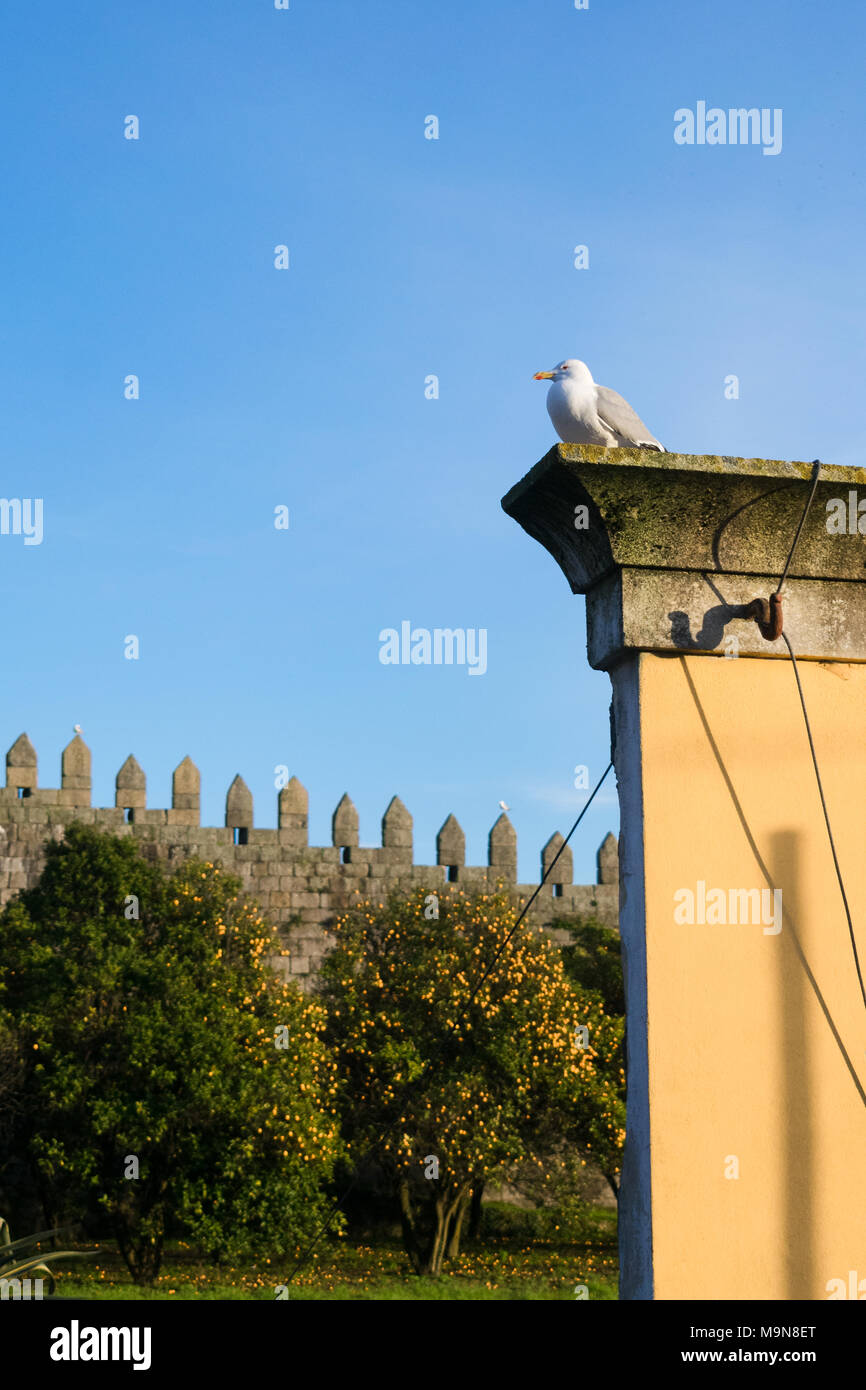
{"left": 47, "top": 1206, "right": 618, "bottom": 1301}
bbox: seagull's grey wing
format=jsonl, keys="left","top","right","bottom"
{"left": 595, "top": 384, "right": 664, "bottom": 451}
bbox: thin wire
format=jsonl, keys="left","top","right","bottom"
{"left": 775, "top": 459, "right": 822, "bottom": 595}
{"left": 283, "top": 759, "right": 615, "bottom": 1286}
{"left": 781, "top": 631, "right": 866, "bottom": 1015}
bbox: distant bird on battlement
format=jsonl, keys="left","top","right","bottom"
{"left": 73, "top": 724, "right": 82, "bottom": 735}
{"left": 533, "top": 359, "right": 664, "bottom": 451}
{"left": 498, "top": 800, "right": 510, "bottom": 813}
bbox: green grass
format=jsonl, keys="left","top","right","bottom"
{"left": 48, "top": 1206, "right": 619, "bottom": 1301}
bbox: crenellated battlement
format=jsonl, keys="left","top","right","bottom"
{"left": 0, "top": 733, "right": 619, "bottom": 988}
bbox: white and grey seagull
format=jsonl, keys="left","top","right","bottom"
{"left": 533, "top": 359, "right": 664, "bottom": 451}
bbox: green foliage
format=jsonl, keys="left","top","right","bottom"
{"left": 555, "top": 916, "right": 626, "bottom": 1201}
{"left": 477, "top": 1199, "right": 614, "bottom": 1244}
{"left": 0, "top": 1015, "right": 25, "bottom": 1142}
{"left": 318, "top": 888, "right": 625, "bottom": 1275}
{"left": 0, "top": 825, "right": 343, "bottom": 1283}
{"left": 557, "top": 917, "right": 625, "bottom": 1017}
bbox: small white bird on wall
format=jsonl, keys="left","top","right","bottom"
{"left": 533, "top": 359, "right": 664, "bottom": 451}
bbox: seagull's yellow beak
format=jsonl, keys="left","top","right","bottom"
{"left": 533, "top": 370, "right": 555, "bottom": 380}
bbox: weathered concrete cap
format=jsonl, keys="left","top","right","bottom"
{"left": 502, "top": 446, "right": 866, "bottom": 667}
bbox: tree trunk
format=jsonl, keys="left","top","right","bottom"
{"left": 115, "top": 1217, "right": 164, "bottom": 1285}
{"left": 468, "top": 1181, "right": 484, "bottom": 1239}
{"left": 446, "top": 1188, "right": 470, "bottom": 1260}
{"left": 127, "top": 1235, "right": 163, "bottom": 1285}
{"left": 425, "top": 1186, "right": 470, "bottom": 1277}
{"left": 426, "top": 1194, "right": 449, "bottom": 1277}
{"left": 399, "top": 1180, "right": 473, "bottom": 1278}
{"left": 397, "top": 1178, "right": 424, "bottom": 1275}
{"left": 35, "top": 1172, "right": 56, "bottom": 1237}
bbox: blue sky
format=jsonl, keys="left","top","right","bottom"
{"left": 1, "top": 0, "right": 863, "bottom": 883}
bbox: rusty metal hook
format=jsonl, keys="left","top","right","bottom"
{"left": 745, "top": 592, "right": 783, "bottom": 642}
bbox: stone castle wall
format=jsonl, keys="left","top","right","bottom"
{"left": 0, "top": 733, "right": 619, "bottom": 988}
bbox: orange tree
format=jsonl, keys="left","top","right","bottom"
{"left": 0, "top": 825, "right": 342, "bottom": 1283}
{"left": 317, "top": 887, "right": 625, "bottom": 1276}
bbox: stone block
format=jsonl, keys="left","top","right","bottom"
{"left": 339, "top": 861, "right": 371, "bottom": 878}
{"left": 248, "top": 829, "right": 278, "bottom": 846}
{"left": 276, "top": 830, "right": 302, "bottom": 850}
{"left": 227, "top": 844, "right": 255, "bottom": 862}
{"left": 292, "top": 938, "right": 328, "bottom": 957}
{"left": 453, "top": 867, "right": 488, "bottom": 887}
{"left": 301, "top": 875, "right": 330, "bottom": 892}
{"left": 56, "top": 788, "right": 90, "bottom": 808}
{"left": 276, "top": 832, "right": 305, "bottom": 852}
{"left": 367, "top": 846, "right": 412, "bottom": 867}
{"left": 302, "top": 846, "right": 341, "bottom": 865}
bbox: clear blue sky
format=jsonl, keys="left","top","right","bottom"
{"left": 1, "top": 0, "right": 863, "bottom": 883}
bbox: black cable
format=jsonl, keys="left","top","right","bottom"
{"left": 781, "top": 632, "right": 866, "bottom": 1015}
{"left": 775, "top": 459, "right": 822, "bottom": 595}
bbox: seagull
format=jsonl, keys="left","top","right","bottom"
{"left": 533, "top": 359, "right": 664, "bottom": 451}
{"left": 73, "top": 724, "right": 82, "bottom": 735}
{"left": 498, "top": 800, "right": 510, "bottom": 813}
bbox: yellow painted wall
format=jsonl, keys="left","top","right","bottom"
{"left": 639, "top": 652, "right": 866, "bottom": 1300}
